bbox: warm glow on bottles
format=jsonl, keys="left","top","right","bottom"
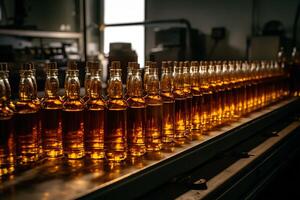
{"left": 62, "top": 61, "right": 85, "bottom": 159}
{"left": 190, "top": 61, "right": 202, "bottom": 139}
{"left": 173, "top": 61, "right": 187, "bottom": 145}
{"left": 106, "top": 61, "right": 127, "bottom": 162}
{"left": 126, "top": 62, "right": 146, "bottom": 156}
{"left": 145, "top": 62, "right": 163, "bottom": 151}
{"left": 41, "top": 62, "right": 63, "bottom": 158}
{"left": 161, "top": 61, "right": 175, "bottom": 146}
{"left": 84, "top": 61, "right": 106, "bottom": 159}
{"left": 15, "top": 63, "right": 39, "bottom": 164}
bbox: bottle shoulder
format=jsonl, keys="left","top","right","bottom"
{"left": 63, "top": 98, "right": 84, "bottom": 111}
{"left": 42, "top": 98, "right": 63, "bottom": 110}
{"left": 15, "top": 100, "right": 39, "bottom": 113}
{"left": 127, "top": 97, "right": 146, "bottom": 108}
{"left": 0, "top": 102, "right": 14, "bottom": 119}
{"left": 161, "top": 92, "right": 175, "bottom": 102}
{"left": 107, "top": 98, "right": 127, "bottom": 110}
{"left": 145, "top": 94, "right": 163, "bottom": 105}
{"left": 85, "top": 98, "right": 106, "bottom": 110}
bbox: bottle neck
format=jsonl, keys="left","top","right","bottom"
{"left": 127, "top": 69, "right": 143, "bottom": 97}
{"left": 108, "top": 68, "right": 123, "bottom": 99}
{"left": 173, "top": 66, "right": 184, "bottom": 90}
{"left": 45, "top": 69, "right": 59, "bottom": 98}
{"left": 161, "top": 67, "right": 173, "bottom": 93}
{"left": 145, "top": 68, "right": 160, "bottom": 95}
{"left": 89, "top": 69, "right": 102, "bottom": 99}
{"left": 65, "top": 69, "right": 81, "bottom": 100}
{"left": 19, "top": 70, "right": 35, "bottom": 101}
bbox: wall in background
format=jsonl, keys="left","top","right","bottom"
{"left": 145, "top": 0, "right": 299, "bottom": 60}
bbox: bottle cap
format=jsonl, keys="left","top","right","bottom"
{"left": 111, "top": 61, "right": 121, "bottom": 69}
{"left": 46, "top": 62, "right": 57, "bottom": 70}
{"left": 21, "top": 63, "right": 34, "bottom": 71}
{"left": 128, "top": 62, "right": 139, "bottom": 69}
{"left": 87, "top": 61, "right": 100, "bottom": 70}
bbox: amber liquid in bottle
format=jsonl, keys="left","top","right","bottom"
{"left": 84, "top": 108, "right": 105, "bottom": 159}
{"left": 62, "top": 65, "right": 85, "bottom": 159}
{"left": 106, "top": 63, "right": 127, "bottom": 162}
{"left": 41, "top": 104, "right": 63, "bottom": 158}
{"left": 145, "top": 103, "right": 162, "bottom": 151}
{"left": 0, "top": 115, "right": 15, "bottom": 176}
{"left": 84, "top": 62, "right": 106, "bottom": 159}
{"left": 145, "top": 66, "right": 163, "bottom": 151}
{"left": 127, "top": 65, "right": 146, "bottom": 156}
{"left": 41, "top": 63, "right": 63, "bottom": 158}
{"left": 127, "top": 104, "right": 146, "bottom": 156}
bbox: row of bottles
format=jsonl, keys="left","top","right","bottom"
{"left": 0, "top": 60, "right": 288, "bottom": 177}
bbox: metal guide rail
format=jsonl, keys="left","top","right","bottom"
{"left": 0, "top": 98, "right": 299, "bottom": 200}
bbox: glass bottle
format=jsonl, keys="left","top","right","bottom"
{"left": 221, "top": 61, "right": 231, "bottom": 123}
{"left": 126, "top": 62, "right": 146, "bottom": 156}
{"left": 62, "top": 61, "right": 85, "bottom": 159}
{"left": 183, "top": 61, "right": 192, "bottom": 138}
{"left": 190, "top": 61, "right": 202, "bottom": 139}
{"left": 0, "top": 63, "right": 15, "bottom": 176}
{"left": 209, "top": 62, "right": 219, "bottom": 128}
{"left": 41, "top": 62, "right": 63, "bottom": 158}
{"left": 106, "top": 61, "right": 127, "bottom": 162}
{"left": 160, "top": 61, "right": 175, "bottom": 146}
{"left": 173, "top": 61, "right": 187, "bottom": 144}
{"left": 15, "top": 63, "right": 40, "bottom": 164}
{"left": 84, "top": 61, "right": 106, "bottom": 159}
{"left": 199, "top": 62, "right": 212, "bottom": 133}
{"left": 145, "top": 62, "right": 163, "bottom": 151}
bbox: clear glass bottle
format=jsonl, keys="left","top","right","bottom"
{"left": 126, "top": 62, "right": 146, "bottom": 156}
{"left": 84, "top": 61, "right": 106, "bottom": 159}
{"left": 15, "top": 63, "right": 40, "bottom": 164}
{"left": 190, "top": 61, "right": 202, "bottom": 139}
{"left": 161, "top": 61, "right": 175, "bottom": 146}
{"left": 0, "top": 63, "right": 15, "bottom": 176}
{"left": 106, "top": 61, "right": 127, "bottom": 162}
{"left": 145, "top": 62, "right": 163, "bottom": 151}
{"left": 41, "top": 62, "right": 63, "bottom": 158}
{"left": 62, "top": 61, "right": 85, "bottom": 159}
{"left": 173, "top": 61, "right": 187, "bottom": 144}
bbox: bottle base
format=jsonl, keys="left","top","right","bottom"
{"left": 128, "top": 146, "right": 146, "bottom": 157}
{"left": 64, "top": 151, "right": 85, "bottom": 159}
{"left": 106, "top": 151, "right": 127, "bottom": 162}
